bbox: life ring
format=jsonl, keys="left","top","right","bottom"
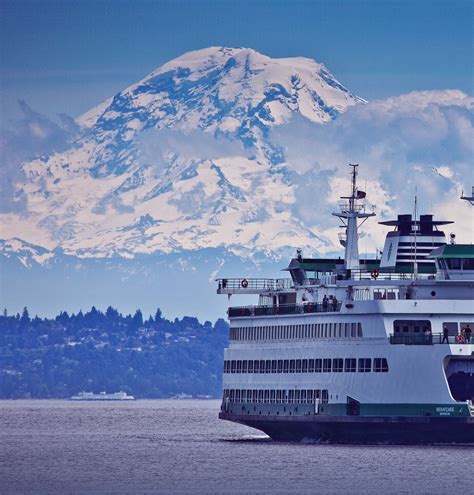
{"left": 241, "top": 279, "right": 249, "bottom": 288}
{"left": 371, "top": 269, "right": 380, "bottom": 280}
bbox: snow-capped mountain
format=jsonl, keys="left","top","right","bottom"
{"left": 1, "top": 47, "right": 364, "bottom": 261}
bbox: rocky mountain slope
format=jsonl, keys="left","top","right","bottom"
{"left": 1, "top": 47, "right": 364, "bottom": 261}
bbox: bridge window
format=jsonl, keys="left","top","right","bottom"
{"left": 248, "top": 360, "right": 254, "bottom": 373}
{"left": 302, "top": 359, "right": 308, "bottom": 372}
{"left": 277, "top": 359, "right": 283, "bottom": 373}
{"left": 289, "top": 359, "right": 296, "bottom": 373}
{"left": 394, "top": 320, "right": 431, "bottom": 334}
{"left": 315, "top": 359, "right": 322, "bottom": 372}
{"left": 463, "top": 258, "right": 474, "bottom": 270}
{"left": 242, "top": 360, "right": 247, "bottom": 373}
{"left": 296, "top": 359, "right": 302, "bottom": 373}
{"left": 446, "top": 258, "right": 461, "bottom": 270}
{"left": 236, "top": 360, "right": 242, "bottom": 373}
{"left": 265, "top": 360, "right": 271, "bottom": 373}
{"left": 283, "top": 360, "right": 289, "bottom": 373}
{"left": 308, "top": 359, "right": 315, "bottom": 373}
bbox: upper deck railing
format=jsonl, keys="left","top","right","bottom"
{"left": 390, "top": 333, "right": 473, "bottom": 345}
{"left": 217, "top": 278, "right": 293, "bottom": 292}
{"left": 332, "top": 269, "right": 436, "bottom": 282}
{"left": 228, "top": 302, "right": 342, "bottom": 318}
{"left": 338, "top": 202, "right": 367, "bottom": 213}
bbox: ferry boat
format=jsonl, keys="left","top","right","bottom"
{"left": 217, "top": 165, "right": 474, "bottom": 444}
{"left": 70, "top": 391, "right": 135, "bottom": 401}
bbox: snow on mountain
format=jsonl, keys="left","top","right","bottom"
{"left": 0, "top": 238, "right": 54, "bottom": 268}
{"left": 1, "top": 47, "right": 364, "bottom": 261}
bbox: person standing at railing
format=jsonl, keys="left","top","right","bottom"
{"left": 464, "top": 324, "right": 472, "bottom": 343}
{"left": 332, "top": 296, "right": 338, "bottom": 311}
{"left": 322, "top": 295, "right": 328, "bottom": 312}
{"left": 441, "top": 325, "right": 449, "bottom": 344}
{"left": 456, "top": 329, "right": 466, "bottom": 344}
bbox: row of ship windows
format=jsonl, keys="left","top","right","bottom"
{"left": 223, "top": 388, "right": 329, "bottom": 404}
{"left": 223, "top": 357, "right": 389, "bottom": 374}
{"left": 230, "top": 322, "right": 363, "bottom": 341}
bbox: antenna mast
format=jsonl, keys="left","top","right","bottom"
{"left": 332, "top": 164, "right": 375, "bottom": 272}
{"left": 413, "top": 188, "right": 418, "bottom": 278}
{"left": 461, "top": 186, "right": 474, "bottom": 206}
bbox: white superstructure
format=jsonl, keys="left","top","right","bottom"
{"left": 217, "top": 166, "right": 474, "bottom": 443}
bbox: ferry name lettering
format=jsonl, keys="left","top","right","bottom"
{"left": 436, "top": 407, "right": 455, "bottom": 413}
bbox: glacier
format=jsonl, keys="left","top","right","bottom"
{"left": 0, "top": 47, "right": 363, "bottom": 260}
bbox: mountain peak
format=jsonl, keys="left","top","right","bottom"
{"left": 78, "top": 46, "right": 362, "bottom": 133}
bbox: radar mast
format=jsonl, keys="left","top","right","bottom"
{"left": 461, "top": 186, "right": 474, "bottom": 206}
{"left": 332, "top": 164, "right": 375, "bottom": 271}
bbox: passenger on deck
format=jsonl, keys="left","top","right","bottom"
{"left": 332, "top": 296, "right": 338, "bottom": 311}
{"left": 322, "top": 295, "right": 328, "bottom": 311}
{"left": 463, "top": 324, "right": 472, "bottom": 343}
{"left": 441, "top": 325, "right": 449, "bottom": 344}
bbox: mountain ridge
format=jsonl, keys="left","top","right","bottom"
{"left": 1, "top": 46, "right": 364, "bottom": 261}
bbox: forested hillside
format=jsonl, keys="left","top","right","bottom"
{"left": 0, "top": 307, "right": 228, "bottom": 399}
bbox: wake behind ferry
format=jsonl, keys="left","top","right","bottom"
{"left": 217, "top": 165, "right": 474, "bottom": 444}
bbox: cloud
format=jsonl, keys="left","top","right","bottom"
{"left": 136, "top": 128, "right": 250, "bottom": 171}
{"left": 0, "top": 101, "right": 80, "bottom": 213}
{"left": 271, "top": 90, "right": 474, "bottom": 249}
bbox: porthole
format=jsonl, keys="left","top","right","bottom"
{"left": 431, "top": 291, "right": 436, "bottom": 297}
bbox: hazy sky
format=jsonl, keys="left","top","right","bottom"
{"left": 1, "top": 0, "right": 472, "bottom": 124}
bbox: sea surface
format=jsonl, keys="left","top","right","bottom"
{"left": 0, "top": 400, "right": 472, "bottom": 494}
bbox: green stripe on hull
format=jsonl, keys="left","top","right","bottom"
{"left": 321, "top": 403, "right": 471, "bottom": 417}
{"left": 224, "top": 402, "right": 472, "bottom": 418}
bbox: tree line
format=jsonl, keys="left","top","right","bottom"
{"left": 0, "top": 306, "right": 228, "bottom": 399}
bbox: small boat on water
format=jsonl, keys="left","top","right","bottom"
{"left": 70, "top": 391, "right": 135, "bottom": 401}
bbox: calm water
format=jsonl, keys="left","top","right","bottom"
{"left": 0, "top": 400, "right": 472, "bottom": 494}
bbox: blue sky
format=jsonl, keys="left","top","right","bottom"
{"left": 1, "top": 0, "right": 472, "bottom": 123}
